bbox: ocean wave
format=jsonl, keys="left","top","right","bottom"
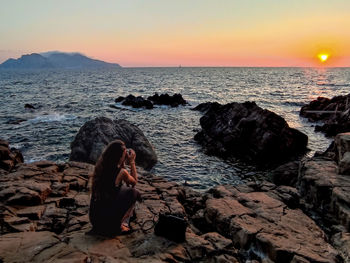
{"left": 27, "top": 113, "right": 77, "bottom": 124}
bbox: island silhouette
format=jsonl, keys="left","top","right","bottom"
{"left": 0, "top": 51, "right": 121, "bottom": 69}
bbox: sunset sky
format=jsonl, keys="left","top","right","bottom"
{"left": 1, "top": 0, "right": 349, "bottom": 67}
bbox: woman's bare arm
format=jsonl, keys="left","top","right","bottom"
{"left": 122, "top": 169, "right": 137, "bottom": 187}
{"left": 115, "top": 168, "right": 136, "bottom": 187}
{"left": 127, "top": 149, "right": 137, "bottom": 183}
{"left": 129, "top": 161, "right": 137, "bottom": 182}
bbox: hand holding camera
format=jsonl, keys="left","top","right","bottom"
{"left": 126, "top": 148, "right": 136, "bottom": 165}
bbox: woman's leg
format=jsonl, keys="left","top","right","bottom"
{"left": 121, "top": 204, "right": 135, "bottom": 231}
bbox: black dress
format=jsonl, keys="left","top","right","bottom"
{"left": 89, "top": 183, "right": 141, "bottom": 236}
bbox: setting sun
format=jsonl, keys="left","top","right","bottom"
{"left": 318, "top": 53, "right": 329, "bottom": 62}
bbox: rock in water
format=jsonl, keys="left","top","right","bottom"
{"left": 194, "top": 101, "right": 308, "bottom": 167}
{"left": 69, "top": 117, "right": 157, "bottom": 170}
{"left": 148, "top": 93, "right": 187, "bottom": 107}
{"left": 300, "top": 94, "right": 350, "bottom": 137}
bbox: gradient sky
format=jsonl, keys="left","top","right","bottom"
{"left": 1, "top": 0, "right": 350, "bottom": 67}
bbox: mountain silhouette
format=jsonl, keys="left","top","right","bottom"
{"left": 0, "top": 51, "right": 121, "bottom": 69}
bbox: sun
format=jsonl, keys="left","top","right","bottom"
{"left": 318, "top": 53, "right": 329, "bottom": 63}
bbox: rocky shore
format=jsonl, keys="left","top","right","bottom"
{"left": 1, "top": 135, "right": 350, "bottom": 262}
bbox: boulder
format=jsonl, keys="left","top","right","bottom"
{"left": 69, "top": 117, "right": 157, "bottom": 170}
{"left": 300, "top": 94, "right": 350, "bottom": 137}
{"left": 148, "top": 93, "right": 187, "bottom": 107}
{"left": 194, "top": 101, "right": 308, "bottom": 167}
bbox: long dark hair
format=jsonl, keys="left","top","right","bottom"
{"left": 92, "top": 140, "right": 126, "bottom": 200}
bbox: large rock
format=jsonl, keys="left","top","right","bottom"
{"left": 148, "top": 93, "right": 187, "bottom": 107}
{"left": 69, "top": 117, "right": 157, "bottom": 170}
{"left": 202, "top": 184, "right": 339, "bottom": 263}
{"left": 300, "top": 94, "right": 350, "bottom": 137}
{"left": 335, "top": 132, "right": 350, "bottom": 175}
{"left": 194, "top": 101, "right": 308, "bottom": 167}
{"left": 298, "top": 157, "right": 350, "bottom": 232}
{"left": 119, "top": 94, "right": 154, "bottom": 109}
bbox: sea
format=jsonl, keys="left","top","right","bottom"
{"left": 1, "top": 67, "right": 349, "bottom": 190}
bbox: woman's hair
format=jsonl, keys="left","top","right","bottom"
{"left": 91, "top": 140, "right": 126, "bottom": 200}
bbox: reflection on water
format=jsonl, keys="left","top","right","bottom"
{"left": 1, "top": 67, "right": 349, "bottom": 190}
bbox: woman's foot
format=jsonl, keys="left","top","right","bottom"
{"left": 121, "top": 224, "right": 130, "bottom": 232}
{"left": 120, "top": 223, "right": 134, "bottom": 235}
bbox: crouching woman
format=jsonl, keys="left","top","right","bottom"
{"left": 89, "top": 140, "right": 141, "bottom": 236}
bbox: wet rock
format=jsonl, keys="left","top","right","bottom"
{"left": 148, "top": 93, "right": 187, "bottom": 107}
{"left": 300, "top": 94, "right": 350, "bottom": 136}
{"left": 194, "top": 101, "right": 308, "bottom": 167}
{"left": 115, "top": 96, "right": 125, "bottom": 103}
{"left": 69, "top": 117, "right": 157, "bottom": 170}
{"left": 121, "top": 94, "right": 154, "bottom": 109}
{"left": 24, "top": 103, "right": 35, "bottom": 109}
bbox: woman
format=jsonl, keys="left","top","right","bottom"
{"left": 89, "top": 139, "right": 141, "bottom": 236}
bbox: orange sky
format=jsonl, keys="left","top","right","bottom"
{"left": 1, "top": 1, "right": 350, "bottom": 67}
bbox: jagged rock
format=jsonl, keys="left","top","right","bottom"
{"left": 300, "top": 94, "right": 350, "bottom": 136}
{"left": 115, "top": 93, "right": 187, "bottom": 109}
{"left": 335, "top": 133, "right": 350, "bottom": 175}
{"left": 298, "top": 157, "right": 350, "bottom": 231}
{"left": 121, "top": 95, "right": 154, "bottom": 109}
{"left": 331, "top": 232, "right": 350, "bottom": 262}
{"left": 0, "top": 139, "right": 23, "bottom": 172}
{"left": 203, "top": 184, "right": 339, "bottom": 263}
{"left": 194, "top": 101, "right": 308, "bottom": 167}
{"left": 192, "top": 102, "right": 221, "bottom": 113}
{"left": 69, "top": 117, "right": 157, "bottom": 170}
{"left": 148, "top": 93, "right": 187, "bottom": 107}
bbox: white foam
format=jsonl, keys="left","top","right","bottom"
{"left": 28, "top": 113, "right": 77, "bottom": 124}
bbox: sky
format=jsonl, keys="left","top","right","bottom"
{"left": 0, "top": 0, "right": 350, "bottom": 67}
